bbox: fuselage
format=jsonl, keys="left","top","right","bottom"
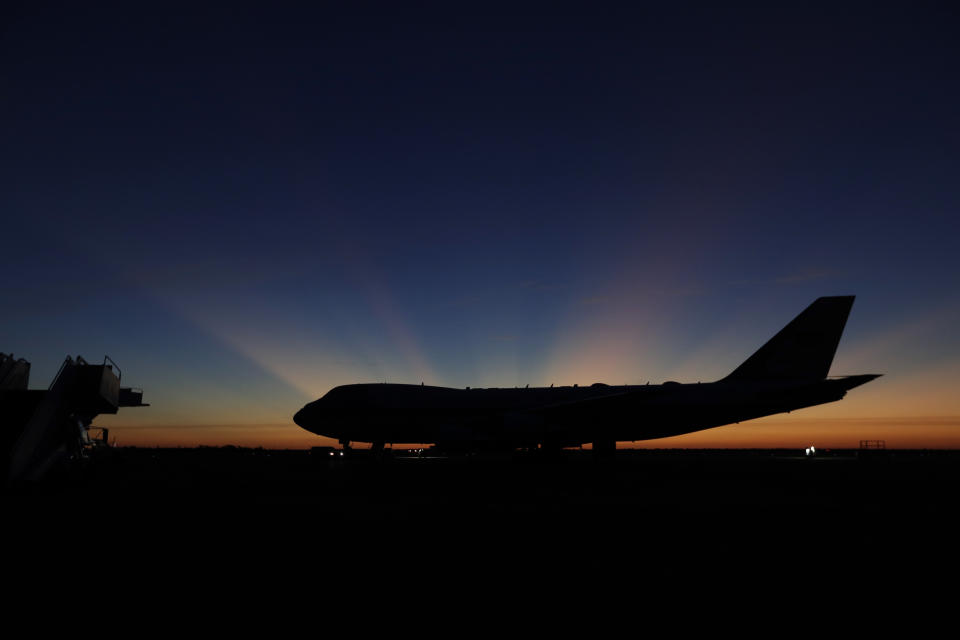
{"left": 292, "top": 374, "right": 879, "bottom": 448}
{"left": 294, "top": 297, "right": 881, "bottom": 449}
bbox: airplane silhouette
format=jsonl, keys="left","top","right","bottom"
{"left": 293, "top": 296, "right": 880, "bottom": 453}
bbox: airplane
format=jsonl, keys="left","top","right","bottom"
{"left": 293, "top": 296, "right": 881, "bottom": 454}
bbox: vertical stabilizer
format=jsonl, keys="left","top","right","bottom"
{"left": 723, "top": 296, "right": 855, "bottom": 382}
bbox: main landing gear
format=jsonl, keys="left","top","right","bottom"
{"left": 338, "top": 439, "right": 389, "bottom": 459}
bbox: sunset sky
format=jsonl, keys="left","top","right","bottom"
{"left": 3, "top": 3, "right": 959, "bottom": 448}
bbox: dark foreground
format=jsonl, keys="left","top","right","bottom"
{"left": 6, "top": 447, "right": 959, "bottom": 609}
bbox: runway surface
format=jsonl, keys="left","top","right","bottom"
{"left": 6, "top": 448, "right": 958, "bottom": 610}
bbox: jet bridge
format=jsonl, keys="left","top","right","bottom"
{"left": 2, "top": 353, "right": 147, "bottom": 484}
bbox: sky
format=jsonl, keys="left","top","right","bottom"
{"left": 3, "top": 2, "right": 959, "bottom": 448}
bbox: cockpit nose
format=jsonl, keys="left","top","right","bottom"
{"left": 293, "top": 397, "right": 336, "bottom": 436}
{"left": 292, "top": 392, "right": 346, "bottom": 438}
{"left": 293, "top": 401, "right": 316, "bottom": 428}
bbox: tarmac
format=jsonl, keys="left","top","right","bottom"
{"left": 5, "top": 447, "right": 958, "bottom": 611}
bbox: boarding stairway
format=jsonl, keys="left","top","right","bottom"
{"left": 0, "top": 353, "right": 30, "bottom": 391}
{"left": 3, "top": 354, "right": 147, "bottom": 484}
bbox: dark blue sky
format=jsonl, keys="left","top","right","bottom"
{"left": 3, "top": 3, "right": 959, "bottom": 446}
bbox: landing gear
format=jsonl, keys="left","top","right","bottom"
{"left": 339, "top": 439, "right": 351, "bottom": 452}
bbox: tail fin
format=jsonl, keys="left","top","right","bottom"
{"left": 723, "top": 296, "right": 855, "bottom": 382}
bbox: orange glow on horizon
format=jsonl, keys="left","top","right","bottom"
{"left": 109, "top": 424, "right": 323, "bottom": 449}
{"left": 107, "top": 415, "right": 960, "bottom": 450}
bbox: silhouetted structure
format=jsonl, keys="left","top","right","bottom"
{"left": 2, "top": 353, "right": 147, "bottom": 483}
{"left": 294, "top": 296, "right": 881, "bottom": 453}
